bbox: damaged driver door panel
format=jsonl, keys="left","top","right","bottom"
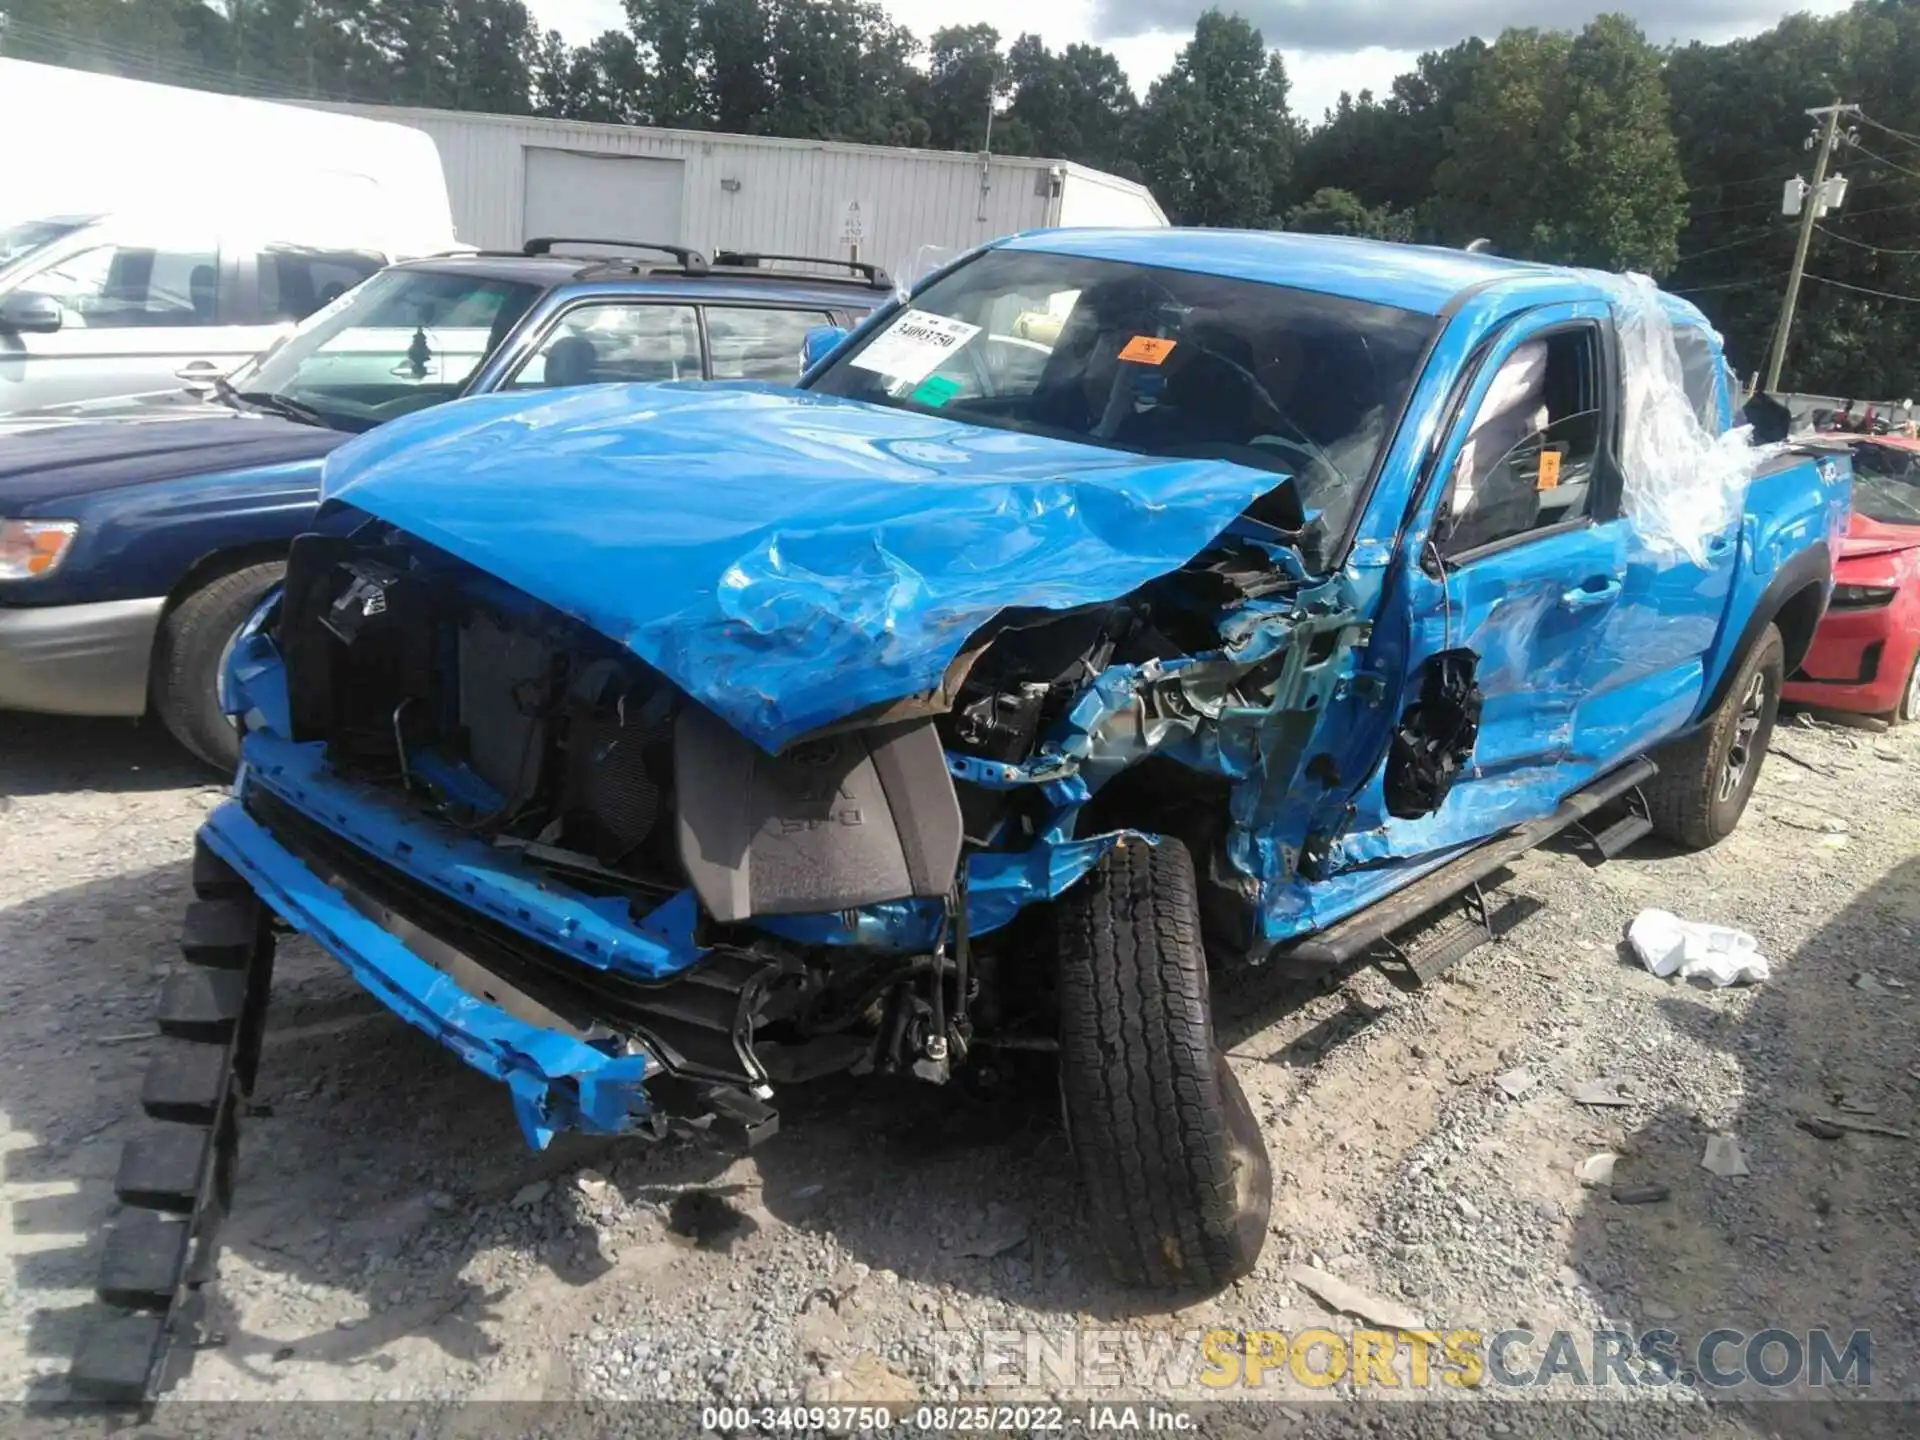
{"left": 1343, "top": 302, "right": 1630, "bottom": 869}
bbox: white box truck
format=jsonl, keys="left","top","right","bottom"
{"left": 0, "top": 61, "right": 459, "bottom": 410}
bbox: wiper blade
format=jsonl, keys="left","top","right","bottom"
{"left": 237, "top": 389, "right": 335, "bottom": 430}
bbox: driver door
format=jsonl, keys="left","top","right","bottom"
{"left": 1348, "top": 301, "right": 1633, "bottom": 863}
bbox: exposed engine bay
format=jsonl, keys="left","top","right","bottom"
{"left": 238, "top": 511, "right": 1375, "bottom": 1145}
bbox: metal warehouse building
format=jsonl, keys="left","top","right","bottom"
{"left": 308, "top": 104, "right": 1167, "bottom": 266}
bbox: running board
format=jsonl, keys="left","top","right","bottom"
{"left": 68, "top": 841, "right": 275, "bottom": 1409}
{"left": 1374, "top": 886, "right": 1547, "bottom": 988}
{"left": 1286, "top": 756, "right": 1658, "bottom": 970}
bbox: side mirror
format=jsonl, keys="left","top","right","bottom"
{"left": 0, "top": 291, "right": 62, "bottom": 335}
{"left": 802, "top": 325, "right": 850, "bottom": 371}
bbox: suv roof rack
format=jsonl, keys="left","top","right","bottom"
{"left": 712, "top": 250, "right": 893, "bottom": 290}
{"left": 523, "top": 237, "right": 710, "bottom": 273}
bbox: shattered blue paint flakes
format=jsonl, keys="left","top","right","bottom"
{"left": 318, "top": 382, "right": 1296, "bottom": 754}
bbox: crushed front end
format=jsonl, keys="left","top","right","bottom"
{"left": 210, "top": 502, "right": 1365, "bottom": 1153}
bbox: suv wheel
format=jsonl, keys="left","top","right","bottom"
{"left": 151, "top": 561, "right": 284, "bottom": 774}
{"left": 1645, "top": 623, "right": 1784, "bottom": 850}
{"left": 1051, "top": 837, "right": 1270, "bottom": 1290}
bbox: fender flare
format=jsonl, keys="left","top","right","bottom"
{"left": 1700, "top": 540, "right": 1831, "bottom": 720}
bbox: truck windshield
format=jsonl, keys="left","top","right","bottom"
{"left": 225, "top": 267, "right": 541, "bottom": 433}
{"left": 0, "top": 216, "right": 91, "bottom": 270}
{"left": 807, "top": 247, "right": 1438, "bottom": 546}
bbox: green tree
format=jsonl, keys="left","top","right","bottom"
{"left": 1285, "top": 187, "right": 1414, "bottom": 242}
{"left": 762, "top": 0, "right": 921, "bottom": 144}
{"left": 1293, "top": 39, "right": 1485, "bottom": 227}
{"left": 698, "top": 0, "right": 772, "bottom": 132}
{"left": 1436, "top": 15, "right": 1684, "bottom": 275}
{"left": 625, "top": 0, "right": 703, "bottom": 127}
{"left": 1137, "top": 9, "right": 1296, "bottom": 227}
{"left": 1004, "top": 35, "right": 1141, "bottom": 176}
{"left": 921, "top": 23, "right": 1004, "bottom": 152}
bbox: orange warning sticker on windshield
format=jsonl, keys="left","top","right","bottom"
{"left": 1537, "top": 449, "right": 1564, "bottom": 491}
{"left": 1119, "top": 335, "right": 1177, "bottom": 365}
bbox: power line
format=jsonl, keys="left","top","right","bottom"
{"left": 1671, "top": 273, "right": 1786, "bottom": 295}
{"left": 1677, "top": 229, "right": 1784, "bottom": 264}
{"left": 1856, "top": 111, "right": 1920, "bottom": 150}
{"left": 1805, "top": 272, "right": 1920, "bottom": 306}
{"left": 1813, "top": 224, "right": 1920, "bottom": 258}
{"left": 1845, "top": 139, "right": 1920, "bottom": 184}
{"left": 1684, "top": 170, "right": 1801, "bottom": 195}
{"left": 1690, "top": 194, "right": 1795, "bottom": 220}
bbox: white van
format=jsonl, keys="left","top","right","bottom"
{"left": 0, "top": 60, "right": 460, "bottom": 412}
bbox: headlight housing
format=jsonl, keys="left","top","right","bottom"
{"left": 1831, "top": 582, "right": 1898, "bottom": 609}
{"left": 0, "top": 519, "right": 79, "bottom": 580}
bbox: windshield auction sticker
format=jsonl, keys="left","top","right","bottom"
{"left": 849, "top": 309, "right": 982, "bottom": 386}
{"left": 1119, "top": 334, "right": 1177, "bottom": 365}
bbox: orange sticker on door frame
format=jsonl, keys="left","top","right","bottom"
{"left": 1119, "top": 335, "right": 1177, "bottom": 365}
{"left": 1537, "top": 448, "right": 1564, "bottom": 491}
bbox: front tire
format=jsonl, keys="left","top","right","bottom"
{"left": 1052, "top": 837, "right": 1270, "bottom": 1290}
{"left": 151, "top": 561, "right": 284, "bottom": 774}
{"left": 1645, "top": 623, "right": 1785, "bottom": 850}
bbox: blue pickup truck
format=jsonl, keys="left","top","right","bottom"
{"left": 73, "top": 230, "right": 1846, "bottom": 1401}
{"left": 0, "top": 242, "right": 886, "bottom": 770}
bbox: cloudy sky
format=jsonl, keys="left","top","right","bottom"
{"left": 528, "top": 0, "right": 1855, "bottom": 126}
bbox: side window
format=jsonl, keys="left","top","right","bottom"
{"left": 506, "top": 303, "right": 702, "bottom": 389}
{"left": 1438, "top": 327, "right": 1606, "bottom": 560}
{"left": 1672, "top": 324, "right": 1726, "bottom": 433}
{"left": 705, "top": 306, "right": 834, "bottom": 382}
{"left": 256, "top": 247, "right": 384, "bottom": 324}
{"left": 29, "top": 244, "right": 223, "bottom": 327}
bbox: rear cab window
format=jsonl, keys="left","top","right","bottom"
{"left": 1673, "top": 323, "right": 1729, "bottom": 434}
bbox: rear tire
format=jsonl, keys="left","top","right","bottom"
{"left": 1645, "top": 624, "right": 1784, "bottom": 850}
{"left": 151, "top": 561, "right": 284, "bottom": 775}
{"left": 1052, "top": 837, "right": 1270, "bottom": 1290}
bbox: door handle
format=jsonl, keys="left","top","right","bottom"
{"left": 1561, "top": 578, "right": 1621, "bottom": 610}
{"left": 175, "top": 360, "right": 221, "bottom": 382}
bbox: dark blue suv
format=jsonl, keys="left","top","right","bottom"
{"left": 0, "top": 240, "right": 886, "bottom": 770}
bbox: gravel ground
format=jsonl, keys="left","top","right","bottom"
{"left": 2, "top": 706, "right": 1917, "bottom": 1438}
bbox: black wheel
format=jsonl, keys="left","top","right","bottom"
{"left": 1645, "top": 623, "right": 1785, "bottom": 850}
{"left": 151, "top": 560, "right": 284, "bottom": 774}
{"left": 1052, "top": 837, "right": 1270, "bottom": 1290}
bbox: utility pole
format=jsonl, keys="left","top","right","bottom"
{"left": 1767, "top": 101, "right": 1859, "bottom": 394}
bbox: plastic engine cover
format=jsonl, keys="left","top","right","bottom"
{"left": 674, "top": 713, "right": 964, "bottom": 922}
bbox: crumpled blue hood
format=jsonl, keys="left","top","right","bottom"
{"left": 321, "top": 382, "right": 1289, "bottom": 751}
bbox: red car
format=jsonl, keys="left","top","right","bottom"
{"left": 1784, "top": 435, "right": 1920, "bottom": 722}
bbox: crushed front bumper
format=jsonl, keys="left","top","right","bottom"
{"left": 0, "top": 596, "right": 165, "bottom": 716}
{"left": 198, "top": 799, "right": 658, "bottom": 1148}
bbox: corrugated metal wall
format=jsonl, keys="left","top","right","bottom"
{"left": 305, "top": 105, "right": 1165, "bottom": 269}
